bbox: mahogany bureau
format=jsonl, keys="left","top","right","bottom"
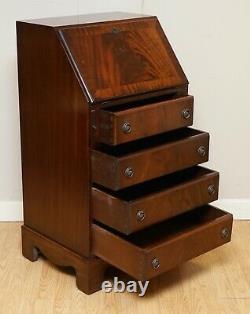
{"left": 17, "top": 12, "right": 233, "bottom": 294}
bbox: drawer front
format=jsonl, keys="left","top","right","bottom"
{"left": 92, "top": 205, "right": 233, "bottom": 280}
{"left": 92, "top": 129, "right": 209, "bottom": 190}
{"left": 92, "top": 167, "right": 219, "bottom": 234}
{"left": 95, "top": 96, "right": 194, "bottom": 145}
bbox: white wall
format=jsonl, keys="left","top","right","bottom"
{"left": 1, "top": 0, "right": 250, "bottom": 220}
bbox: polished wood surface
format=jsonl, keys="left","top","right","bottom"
{"left": 17, "top": 22, "right": 91, "bottom": 256}
{"left": 59, "top": 17, "right": 188, "bottom": 103}
{"left": 92, "top": 166, "right": 219, "bottom": 234}
{"left": 92, "top": 206, "right": 233, "bottom": 280}
{"left": 91, "top": 85, "right": 188, "bottom": 110}
{"left": 92, "top": 128, "right": 209, "bottom": 190}
{"left": 17, "top": 13, "right": 232, "bottom": 296}
{"left": 0, "top": 222, "right": 247, "bottom": 313}
{"left": 95, "top": 95, "right": 194, "bottom": 145}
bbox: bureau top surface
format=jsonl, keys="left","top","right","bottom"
{"left": 22, "top": 12, "right": 150, "bottom": 27}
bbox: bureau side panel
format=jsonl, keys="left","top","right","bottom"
{"left": 17, "top": 22, "right": 90, "bottom": 256}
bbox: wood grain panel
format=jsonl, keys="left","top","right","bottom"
{"left": 17, "top": 22, "right": 91, "bottom": 256}
{"left": 59, "top": 17, "right": 188, "bottom": 103}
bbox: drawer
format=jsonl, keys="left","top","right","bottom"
{"left": 94, "top": 96, "right": 194, "bottom": 145}
{"left": 92, "top": 205, "right": 233, "bottom": 280}
{"left": 92, "top": 166, "right": 219, "bottom": 234}
{"left": 92, "top": 128, "right": 209, "bottom": 190}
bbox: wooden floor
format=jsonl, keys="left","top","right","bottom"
{"left": 0, "top": 222, "right": 249, "bottom": 314}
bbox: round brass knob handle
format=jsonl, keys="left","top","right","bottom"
{"left": 152, "top": 258, "right": 160, "bottom": 269}
{"left": 122, "top": 122, "right": 131, "bottom": 134}
{"left": 136, "top": 210, "right": 146, "bottom": 222}
{"left": 124, "top": 167, "right": 134, "bottom": 178}
{"left": 182, "top": 108, "right": 191, "bottom": 119}
{"left": 208, "top": 184, "right": 216, "bottom": 195}
{"left": 221, "top": 227, "right": 230, "bottom": 240}
{"left": 197, "top": 146, "right": 206, "bottom": 157}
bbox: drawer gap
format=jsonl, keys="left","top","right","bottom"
{"left": 92, "top": 166, "right": 217, "bottom": 201}
{"left": 96, "top": 128, "right": 205, "bottom": 156}
{"left": 102, "top": 93, "right": 184, "bottom": 112}
{"left": 94, "top": 206, "right": 229, "bottom": 249}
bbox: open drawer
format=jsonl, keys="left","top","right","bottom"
{"left": 92, "top": 128, "right": 209, "bottom": 190}
{"left": 92, "top": 205, "right": 233, "bottom": 281}
{"left": 94, "top": 95, "right": 194, "bottom": 145}
{"left": 92, "top": 166, "right": 219, "bottom": 234}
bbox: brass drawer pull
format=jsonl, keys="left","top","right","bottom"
{"left": 136, "top": 210, "right": 145, "bottom": 222}
{"left": 122, "top": 122, "right": 132, "bottom": 134}
{"left": 208, "top": 184, "right": 216, "bottom": 195}
{"left": 124, "top": 167, "right": 134, "bottom": 178}
{"left": 197, "top": 146, "right": 206, "bottom": 157}
{"left": 152, "top": 258, "right": 160, "bottom": 269}
{"left": 221, "top": 227, "right": 230, "bottom": 240}
{"left": 182, "top": 108, "right": 191, "bottom": 119}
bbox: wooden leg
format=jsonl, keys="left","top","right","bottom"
{"left": 22, "top": 227, "right": 39, "bottom": 262}
{"left": 21, "top": 225, "right": 108, "bottom": 294}
{"left": 76, "top": 258, "right": 107, "bottom": 294}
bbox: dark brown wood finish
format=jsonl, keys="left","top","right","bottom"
{"left": 94, "top": 95, "right": 194, "bottom": 145}
{"left": 17, "top": 22, "right": 91, "bottom": 256}
{"left": 59, "top": 17, "right": 188, "bottom": 103}
{"left": 92, "top": 205, "right": 233, "bottom": 280}
{"left": 92, "top": 128, "right": 209, "bottom": 190}
{"left": 22, "top": 225, "right": 108, "bottom": 294}
{"left": 17, "top": 13, "right": 232, "bottom": 295}
{"left": 92, "top": 167, "right": 219, "bottom": 234}
{"left": 92, "top": 84, "right": 188, "bottom": 110}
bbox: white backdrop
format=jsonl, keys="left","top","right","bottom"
{"left": 0, "top": 0, "right": 250, "bottom": 220}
